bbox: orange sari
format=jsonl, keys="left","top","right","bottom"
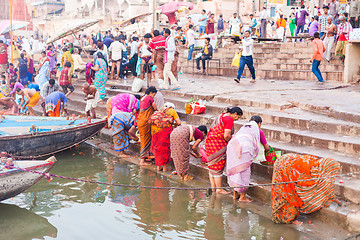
{"left": 271, "top": 153, "right": 339, "bottom": 223}
{"left": 137, "top": 95, "right": 155, "bottom": 158}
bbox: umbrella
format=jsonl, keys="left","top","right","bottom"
{"left": 46, "top": 19, "right": 99, "bottom": 44}
{"left": 0, "top": 20, "right": 29, "bottom": 34}
{"left": 115, "top": 13, "right": 152, "bottom": 28}
{"left": 157, "top": 2, "right": 194, "bottom": 25}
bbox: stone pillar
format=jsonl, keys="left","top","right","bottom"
{"left": 344, "top": 41, "right": 360, "bottom": 83}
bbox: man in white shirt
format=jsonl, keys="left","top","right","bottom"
{"left": 130, "top": 36, "right": 139, "bottom": 76}
{"left": 229, "top": 13, "right": 242, "bottom": 34}
{"left": 162, "top": 28, "right": 180, "bottom": 90}
{"left": 109, "top": 36, "right": 126, "bottom": 80}
{"left": 186, "top": 24, "right": 197, "bottom": 60}
{"left": 259, "top": 7, "right": 269, "bottom": 38}
{"left": 234, "top": 30, "right": 256, "bottom": 83}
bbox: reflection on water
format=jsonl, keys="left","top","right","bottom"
{"left": 0, "top": 144, "right": 329, "bottom": 239}
{"left": 0, "top": 203, "right": 57, "bottom": 240}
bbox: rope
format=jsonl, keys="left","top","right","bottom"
{"left": 6, "top": 164, "right": 360, "bottom": 191}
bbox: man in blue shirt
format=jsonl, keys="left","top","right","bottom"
{"left": 103, "top": 35, "right": 114, "bottom": 48}
{"left": 199, "top": 10, "right": 208, "bottom": 35}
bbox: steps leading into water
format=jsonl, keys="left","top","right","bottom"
{"left": 55, "top": 78, "right": 360, "bottom": 231}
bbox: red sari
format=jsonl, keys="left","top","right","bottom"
{"left": 205, "top": 113, "right": 234, "bottom": 175}
{"left": 150, "top": 108, "right": 178, "bottom": 166}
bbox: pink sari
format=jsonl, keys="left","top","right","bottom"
{"left": 226, "top": 121, "right": 260, "bottom": 193}
{"left": 111, "top": 93, "right": 139, "bottom": 114}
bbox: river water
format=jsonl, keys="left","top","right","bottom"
{"left": 0, "top": 144, "right": 349, "bottom": 240}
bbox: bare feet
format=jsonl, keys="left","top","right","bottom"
{"left": 216, "top": 189, "right": 231, "bottom": 194}
{"left": 181, "top": 174, "right": 194, "bottom": 181}
{"left": 118, "top": 151, "right": 129, "bottom": 157}
{"left": 140, "top": 159, "right": 152, "bottom": 166}
{"left": 233, "top": 190, "right": 240, "bottom": 200}
{"left": 292, "top": 220, "right": 303, "bottom": 225}
{"left": 157, "top": 166, "right": 163, "bottom": 171}
{"left": 334, "top": 198, "right": 342, "bottom": 206}
{"left": 238, "top": 197, "right": 253, "bottom": 203}
{"left": 162, "top": 166, "right": 172, "bottom": 172}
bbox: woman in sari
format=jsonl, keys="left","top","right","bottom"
{"left": 150, "top": 102, "right": 181, "bottom": 172}
{"left": 36, "top": 52, "right": 51, "bottom": 90}
{"left": 205, "top": 107, "right": 243, "bottom": 194}
{"left": 109, "top": 111, "right": 139, "bottom": 157}
{"left": 91, "top": 52, "right": 108, "bottom": 103}
{"left": 106, "top": 93, "right": 140, "bottom": 119}
{"left": 226, "top": 115, "right": 269, "bottom": 203}
{"left": 271, "top": 153, "right": 341, "bottom": 225}
{"left": 138, "top": 86, "right": 157, "bottom": 166}
{"left": 170, "top": 125, "right": 207, "bottom": 181}
{"left": 61, "top": 47, "right": 74, "bottom": 76}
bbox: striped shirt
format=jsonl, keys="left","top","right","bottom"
{"left": 319, "top": 14, "right": 332, "bottom": 33}
{"left": 148, "top": 36, "right": 166, "bottom": 51}
{"left": 337, "top": 22, "right": 353, "bottom": 40}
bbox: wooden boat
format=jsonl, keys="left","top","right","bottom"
{"left": 0, "top": 115, "right": 106, "bottom": 158}
{"left": 0, "top": 156, "right": 57, "bottom": 201}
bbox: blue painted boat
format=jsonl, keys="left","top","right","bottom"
{"left": 0, "top": 156, "right": 57, "bottom": 201}
{"left": 0, "top": 115, "right": 106, "bottom": 157}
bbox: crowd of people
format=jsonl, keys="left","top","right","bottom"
{"left": 0, "top": 26, "right": 193, "bottom": 118}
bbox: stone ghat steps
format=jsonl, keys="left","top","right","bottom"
{"left": 90, "top": 135, "right": 360, "bottom": 233}
{"left": 180, "top": 66, "right": 344, "bottom": 82}
{"left": 97, "top": 125, "right": 360, "bottom": 208}
{"left": 88, "top": 138, "right": 355, "bottom": 236}
{"left": 78, "top": 80, "right": 360, "bottom": 125}
{"left": 181, "top": 58, "right": 344, "bottom": 72}
{"left": 72, "top": 80, "right": 359, "bottom": 126}
{"left": 70, "top": 88, "right": 360, "bottom": 139}
{"left": 67, "top": 85, "right": 360, "bottom": 176}
{"left": 158, "top": 96, "right": 360, "bottom": 137}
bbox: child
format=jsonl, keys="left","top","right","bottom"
{"left": 82, "top": 83, "right": 99, "bottom": 119}
{"left": 58, "top": 61, "right": 74, "bottom": 97}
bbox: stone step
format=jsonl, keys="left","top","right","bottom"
{"left": 161, "top": 96, "right": 360, "bottom": 138}
{"left": 180, "top": 66, "right": 344, "bottom": 82}
{"left": 176, "top": 110, "right": 360, "bottom": 156}
{"left": 254, "top": 57, "right": 343, "bottom": 65}
{"left": 72, "top": 80, "right": 359, "bottom": 126}
{"left": 182, "top": 59, "right": 344, "bottom": 72}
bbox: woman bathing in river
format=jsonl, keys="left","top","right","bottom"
{"left": 226, "top": 115, "right": 270, "bottom": 203}
{"left": 109, "top": 111, "right": 139, "bottom": 157}
{"left": 150, "top": 102, "right": 181, "bottom": 172}
{"left": 137, "top": 86, "right": 157, "bottom": 166}
{"left": 170, "top": 124, "right": 207, "bottom": 181}
{"left": 205, "top": 107, "right": 243, "bottom": 194}
{"left": 271, "top": 153, "right": 342, "bottom": 225}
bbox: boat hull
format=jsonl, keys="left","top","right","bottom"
{"left": 0, "top": 157, "right": 56, "bottom": 201}
{"left": 0, "top": 119, "right": 106, "bottom": 158}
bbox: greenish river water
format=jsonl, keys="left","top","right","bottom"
{"left": 0, "top": 144, "right": 349, "bottom": 240}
